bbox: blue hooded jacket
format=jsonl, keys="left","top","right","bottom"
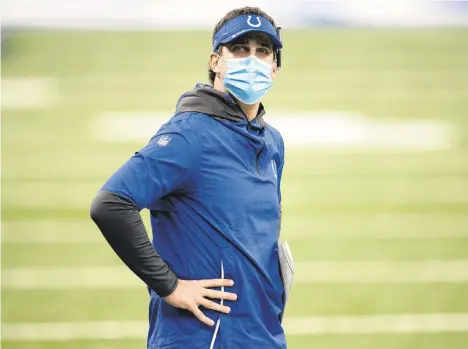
{"left": 101, "top": 84, "right": 286, "bottom": 349}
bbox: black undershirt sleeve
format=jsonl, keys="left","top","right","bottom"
{"left": 90, "top": 190, "right": 178, "bottom": 297}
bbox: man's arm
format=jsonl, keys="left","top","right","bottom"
{"left": 90, "top": 190, "right": 178, "bottom": 297}
{"left": 91, "top": 132, "right": 195, "bottom": 296}
{"left": 90, "top": 128, "right": 236, "bottom": 326}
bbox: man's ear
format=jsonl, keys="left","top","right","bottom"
{"left": 271, "top": 62, "right": 278, "bottom": 80}
{"left": 209, "top": 53, "right": 221, "bottom": 73}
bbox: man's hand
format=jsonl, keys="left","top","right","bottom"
{"left": 163, "top": 279, "right": 237, "bottom": 326}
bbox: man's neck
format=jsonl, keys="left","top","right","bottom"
{"left": 213, "top": 79, "right": 259, "bottom": 122}
{"left": 236, "top": 101, "right": 259, "bottom": 122}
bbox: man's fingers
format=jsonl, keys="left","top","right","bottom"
{"left": 199, "top": 298, "right": 231, "bottom": 314}
{"left": 204, "top": 289, "right": 238, "bottom": 301}
{"left": 190, "top": 305, "right": 215, "bottom": 327}
{"left": 199, "top": 279, "right": 234, "bottom": 288}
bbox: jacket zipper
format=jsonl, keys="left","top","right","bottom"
{"left": 247, "top": 122, "right": 265, "bottom": 176}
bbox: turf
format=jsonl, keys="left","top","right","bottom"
{"left": 2, "top": 28, "right": 468, "bottom": 348}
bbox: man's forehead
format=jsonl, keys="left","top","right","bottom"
{"left": 230, "top": 32, "right": 273, "bottom": 47}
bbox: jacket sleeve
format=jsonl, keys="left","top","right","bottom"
{"left": 90, "top": 190, "right": 178, "bottom": 297}
{"left": 90, "top": 128, "right": 200, "bottom": 297}
{"left": 101, "top": 131, "right": 200, "bottom": 210}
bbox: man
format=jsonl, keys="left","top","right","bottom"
{"left": 90, "top": 6, "right": 287, "bottom": 349}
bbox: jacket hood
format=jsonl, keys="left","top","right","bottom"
{"left": 175, "top": 84, "right": 266, "bottom": 129}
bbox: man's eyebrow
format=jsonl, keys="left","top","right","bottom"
{"left": 258, "top": 41, "right": 272, "bottom": 48}
{"left": 253, "top": 36, "right": 273, "bottom": 48}
{"left": 229, "top": 37, "right": 249, "bottom": 45}
{"left": 230, "top": 34, "right": 273, "bottom": 48}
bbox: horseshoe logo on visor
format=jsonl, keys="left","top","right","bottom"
{"left": 247, "top": 16, "right": 262, "bottom": 28}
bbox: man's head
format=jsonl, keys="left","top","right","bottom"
{"left": 208, "top": 7, "right": 282, "bottom": 86}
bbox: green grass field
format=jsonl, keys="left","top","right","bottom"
{"left": 2, "top": 29, "right": 468, "bottom": 349}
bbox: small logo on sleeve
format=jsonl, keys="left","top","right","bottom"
{"left": 156, "top": 135, "right": 172, "bottom": 147}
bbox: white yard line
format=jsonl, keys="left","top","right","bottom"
{"left": 2, "top": 77, "right": 59, "bottom": 109}
{"left": 1, "top": 220, "right": 105, "bottom": 244}
{"left": 2, "top": 217, "right": 467, "bottom": 245}
{"left": 3, "top": 260, "right": 468, "bottom": 290}
{"left": 93, "top": 112, "right": 454, "bottom": 150}
{"left": 2, "top": 267, "right": 141, "bottom": 290}
{"left": 3, "top": 313, "right": 468, "bottom": 341}
{"left": 1, "top": 234, "right": 104, "bottom": 244}
{"left": 285, "top": 230, "right": 468, "bottom": 240}
{"left": 295, "top": 260, "right": 468, "bottom": 283}
{"left": 2, "top": 321, "right": 147, "bottom": 341}
{"left": 5, "top": 230, "right": 468, "bottom": 244}
{"left": 283, "top": 313, "right": 468, "bottom": 335}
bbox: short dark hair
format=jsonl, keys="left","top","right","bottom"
{"left": 208, "top": 7, "right": 278, "bottom": 85}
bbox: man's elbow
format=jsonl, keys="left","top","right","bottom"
{"left": 90, "top": 191, "right": 107, "bottom": 224}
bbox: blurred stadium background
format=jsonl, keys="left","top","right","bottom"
{"left": 2, "top": 0, "right": 468, "bottom": 348}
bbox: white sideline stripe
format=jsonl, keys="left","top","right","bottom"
{"left": 3, "top": 314, "right": 468, "bottom": 341}
{"left": 4, "top": 261, "right": 468, "bottom": 290}
{"left": 2, "top": 77, "right": 58, "bottom": 109}
{"left": 93, "top": 112, "right": 453, "bottom": 150}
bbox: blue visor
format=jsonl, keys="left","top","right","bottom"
{"left": 212, "top": 14, "right": 283, "bottom": 51}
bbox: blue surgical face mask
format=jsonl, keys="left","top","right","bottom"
{"left": 218, "top": 55, "right": 273, "bottom": 105}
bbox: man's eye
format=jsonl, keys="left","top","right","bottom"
{"left": 232, "top": 45, "right": 248, "bottom": 52}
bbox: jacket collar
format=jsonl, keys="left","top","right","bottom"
{"left": 175, "top": 84, "right": 266, "bottom": 130}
